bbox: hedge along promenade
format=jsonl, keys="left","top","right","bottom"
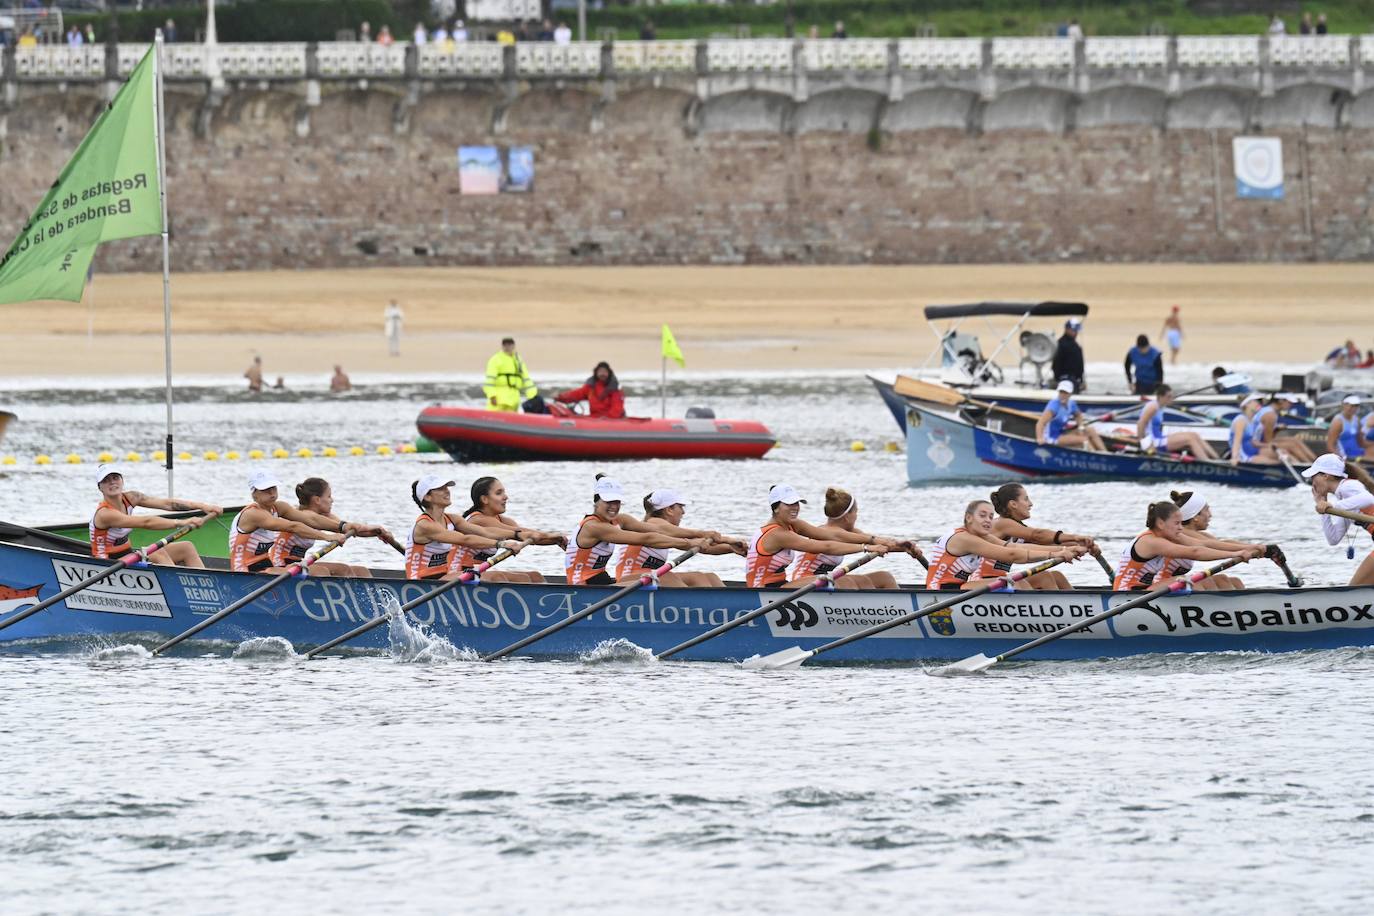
{"left": 62, "top": 0, "right": 1374, "bottom": 43}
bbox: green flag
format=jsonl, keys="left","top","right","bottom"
{"left": 0, "top": 47, "right": 162, "bottom": 305}
{"left": 661, "top": 324, "right": 685, "bottom": 368}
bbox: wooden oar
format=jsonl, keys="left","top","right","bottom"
{"left": 654, "top": 552, "right": 880, "bottom": 661}
{"left": 303, "top": 547, "right": 517, "bottom": 659}
{"left": 152, "top": 537, "right": 351, "bottom": 656}
{"left": 927, "top": 558, "right": 1246, "bottom": 676}
{"left": 743, "top": 556, "right": 1071, "bottom": 670}
{"left": 1322, "top": 505, "right": 1374, "bottom": 527}
{"left": 481, "top": 547, "right": 702, "bottom": 662}
{"left": 0, "top": 523, "right": 200, "bottom": 634}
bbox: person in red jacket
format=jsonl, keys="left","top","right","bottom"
{"left": 556, "top": 361, "right": 626, "bottom": 418}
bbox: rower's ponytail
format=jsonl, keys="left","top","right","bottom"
{"left": 1169, "top": 490, "right": 1191, "bottom": 508}
{"left": 410, "top": 480, "right": 424, "bottom": 509}
{"left": 1146, "top": 501, "right": 1179, "bottom": 529}
{"left": 296, "top": 477, "right": 328, "bottom": 507}
{"left": 990, "top": 483, "right": 1024, "bottom": 516}
{"left": 643, "top": 493, "right": 656, "bottom": 519}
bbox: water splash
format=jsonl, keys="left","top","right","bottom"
{"left": 232, "top": 637, "right": 299, "bottom": 660}
{"left": 373, "top": 590, "right": 476, "bottom": 663}
{"left": 579, "top": 638, "right": 657, "bottom": 666}
{"left": 90, "top": 644, "right": 152, "bottom": 661}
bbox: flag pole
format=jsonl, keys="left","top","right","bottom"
{"left": 660, "top": 355, "right": 666, "bottom": 419}
{"left": 153, "top": 30, "right": 175, "bottom": 497}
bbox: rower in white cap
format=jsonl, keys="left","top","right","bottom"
{"left": 406, "top": 475, "right": 527, "bottom": 581}
{"left": 1166, "top": 489, "right": 1266, "bottom": 590}
{"left": 745, "top": 484, "right": 890, "bottom": 589}
{"left": 90, "top": 465, "right": 221, "bottom": 567}
{"left": 566, "top": 475, "right": 708, "bottom": 586}
{"left": 614, "top": 488, "right": 744, "bottom": 587}
{"left": 1326, "top": 394, "right": 1367, "bottom": 460}
{"left": 1305, "top": 453, "right": 1374, "bottom": 586}
{"left": 229, "top": 470, "right": 347, "bottom": 574}
{"left": 1036, "top": 379, "right": 1106, "bottom": 452}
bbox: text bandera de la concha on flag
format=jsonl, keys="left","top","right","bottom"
{"left": 0, "top": 46, "right": 161, "bottom": 305}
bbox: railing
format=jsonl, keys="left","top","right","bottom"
{"left": 6, "top": 36, "right": 1374, "bottom": 83}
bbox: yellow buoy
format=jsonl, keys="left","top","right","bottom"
{"left": 272, "top": 447, "right": 289, "bottom": 459}
{"left": 151, "top": 450, "right": 166, "bottom": 462}
{"left": 97, "top": 451, "right": 115, "bottom": 463}
{"left": 850, "top": 440, "right": 867, "bottom": 452}
{"left": 400, "top": 443, "right": 417, "bottom": 454}
{"left": 248, "top": 449, "right": 264, "bottom": 460}
{"left": 178, "top": 451, "right": 193, "bottom": 461}
{"left": 203, "top": 450, "right": 219, "bottom": 461}
{"left": 2, "top": 455, "right": 16, "bottom": 466}
{"left": 348, "top": 446, "right": 365, "bottom": 456}
{"left": 296, "top": 447, "right": 314, "bottom": 459}
{"left": 321, "top": 447, "right": 337, "bottom": 458}
{"left": 225, "top": 451, "right": 241, "bottom": 460}
{"left": 376, "top": 445, "right": 393, "bottom": 456}
{"left": 125, "top": 452, "right": 142, "bottom": 462}
{"left": 65, "top": 453, "right": 82, "bottom": 464}
{"left": 35, "top": 455, "right": 52, "bottom": 465}
{"left": 884, "top": 441, "right": 901, "bottom": 453}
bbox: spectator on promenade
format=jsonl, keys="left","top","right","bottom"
{"left": 1052, "top": 318, "right": 1085, "bottom": 392}
{"left": 485, "top": 338, "right": 537, "bottom": 412}
{"left": 377, "top": 25, "right": 394, "bottom": 45}
{"left": 330, "top": 365, "right": 352, "bottom": 393}
{"left": 1066, "top": 18, "right": 1083, "bottom": 39}
{"left": 164, "top": 19, "right": 177, "bottom": 42}
{"left": 413, "top": 22, "right": 427, "bottom": 45}
{"left": 1299, "top": 12, "right": 1314, "bottom": 34}
{"left": 496, "top": 28, "right": 515, "bottom": 45}
{"left": 1161, "top": 305, "right": 1183, "bottom": 365}
{"left": 66, "top": 24, "right": 81, "bottom": 46}
{"left": 384, "top": 300, "right": 403, "bottom": 356}
{"left": 17, "top": 27, "right": 36, "bottom": 48}
{"left": 832, "top": 20, "right": 848, "bottom": 39}
{"left": 807, "top": 24, "right": 820, "bottom": 38}
{"left": 536, "top": 18, "right": 554, "bottom": 41}
{"left": 555, "top": 21, "right": 572, "bottom": 44}
{"left": 639, "top": 19, "right": 656, "bottom": 40}
{"left": 1267, "top": 14, "right": 1286, "bottom": 35}
{"left": 358, "top": 20, "right": 372, "bottom": 42}
{"left": 1316, "top": 13, "right": 1328, "bottom": 34}
{"left": 84, "top": 23, "right": 94, "bottom": 44}
{"left": 432, "top": 23, "right": 449, "bottom": 44}
{"left": 1125, "top": 334, "right": 1164, "bottom": 396}
{"left": 453, "top": 19, "right": 467, "bottom": 41}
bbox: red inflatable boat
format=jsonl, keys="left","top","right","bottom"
{"left": 416, "top": 406, "right": 776, "bottom": 462}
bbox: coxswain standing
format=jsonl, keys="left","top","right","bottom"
{"left": 91, "top": 466, "right": 221, "bottom": 568}
{"left": 926, "top": 500, "right": 1083, "bottom": 592}
{"left": 745, "top": 485, "right": 890, "bottom": 589}
{"left": 230, "top": 472, "right": 347, "bottom": 574}
{"left": 1305, "top": 453, "right": 1374, "bottom": 586}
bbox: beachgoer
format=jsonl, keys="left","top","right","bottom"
{"left": 1327, "top": 395, "right": 1367, "bottom": 460}
{"left": 1124, "top": 334, "right": 1163, "bottom": 396}
{"left": 384, "top": 300, "right": 403, "bottom": 356}
{"left": 405, "top": 475, "right": 526, "bottom": 581}
{"left": 1036, "top": 379, "right": 1106, "bottom": 452}
{"left": 566, "top": 476, "right": 706, "bottom": 586}
{"left": 91, "top": 466, "right": 220, "bottom": 567}
{"left": 330, "top": 365, "right": 351, "bottom": 393}
{"left": 1113, "top": 501, "right": 1257, "bottom": 591}
{"left": 230, "top": 472, "right": 348, "bottom": 575}
{"left": 927, "top": 500, "right": 1083, "bottom": 592}
{"left": 746, "top": 485, "right": 889, "bottom": 588}
{"left": 617, "top": 489, "right": 746, "bottom": 588}
{"left": 1249, "top": 393, "right": 1317, "bottom": 464}
{"left": 1051, "top": 318, "right": 1085, "bottom": 391}
{"left": 555, "top": 361, "right": 625, "bottom": 419}
{"left": 453, "top": 476, "right": 567, "bottom": 583}
{"left": 484, "top": 337, "right": 537, "bottom": 412}
{"left": 788, "top": 487, "right": 924, "bottom": 590}
{"left": 985, "top": 483, "right": 1099, "bottom": 589}
{"left": 1325, "top": 340, "right": 1361, "bottom": 368}
{"left": 244, "top": 356, "right": 263, "bottom": 393}
{"left": 269, "top": 477, "right": 393, "bottom": 578}
{"left": 1305, "top": 453, "right": 1374, "bottom": 586}
{"left": 1137, "top": 384, "right": 1218, "bottom": 460}
{"left": 1161, "top": 306, "right": 1183, "bottom": 365}
{"left": 272, "top": 377, "right": 286, "bottom": 391}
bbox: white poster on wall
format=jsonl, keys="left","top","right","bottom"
{"left": 1233, "top": 136, "right": 1284, "bottom": 200}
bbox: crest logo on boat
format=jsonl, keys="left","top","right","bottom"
{"left": 774, "top": 601, "right": 818, "bottom": 631}
{"left": 0, "top": 583, "right": 42, "bottom": 616}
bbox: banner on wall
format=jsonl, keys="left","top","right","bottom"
{"left": 504, "top": 146, "right": 534, "bottom": 193}
{"left": 458, "top": 146, "right": 501, "bottom": 195}
{"left": 1232, "top": 137, "right": 1284, "bottom": 200}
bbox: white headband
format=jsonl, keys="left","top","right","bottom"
{"left": 1178, "top": 492, "right": 1207, "bottom": 522}
{"left": 827, "top": 496, "right": 856, "bottom": 520}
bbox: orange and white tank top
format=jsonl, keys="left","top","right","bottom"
{"left": 566, "top": 515, "right": 616, "bottom": 585}
{"left": 270, "top": 528, "right": 316, "bottom": 567}
{"left": 746, "top": 523, "right": 793, "bottom": 588}
{"left": 90, "top": 495, "right": 136, "bottom": 559}
{"left": 1164, "top": 556, "right": 1194, "bottom": 577}
{"left": 616, "top": 542, "right": 668, "bottom": 579}
{"left": 453, "top": 510, "right": 500, "bottom": 570}
{"left": 230, "top": 506, "right": 279, "bottom": 572}
{"left": 1114, "top": 532, "right": 1167, "bottom": 591}
{"left": 792, "top": 548, "right": 842, "bottom": 579}
{"left": 925, "top": 528, "right": 983, "bottom": 589}
{"left": 976, "top": 533, "right": 1024, "bottom": 578}
{"left": 405, "top": 513, "right": 457, "bottom": 580}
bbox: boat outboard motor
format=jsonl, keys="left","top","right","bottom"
{"left": 685, "top": 407, "right": 716, "bottom": 419}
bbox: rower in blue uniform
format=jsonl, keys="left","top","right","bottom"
{"left": 1035, "top": 379, "right": 1105, "bottom": 452}
{"left": 1326, "top": 394, "right": 1367, "bottom": 460}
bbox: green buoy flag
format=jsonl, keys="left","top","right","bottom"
{"left": 0, "top": 46, "right": 162, "bottom": 305}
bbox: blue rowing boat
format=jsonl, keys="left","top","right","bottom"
{"left": 3, "top": 525, "right": 1369, "bottom": 662}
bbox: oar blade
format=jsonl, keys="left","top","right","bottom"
{"left": 740, "top": 646, "right": 813, "bottom": 670}
{"left": 926, "top": 653, "right": 997, "bottom": 677}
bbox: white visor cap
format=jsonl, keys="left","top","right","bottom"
{"left": 95, "top": 464, "right": 121, "bottom": 486}
{"left": 248, "top": 470, "right": 282, "bottom": 493}
{"left": 769, "top": 484, "right": 807, "bottom": 506}
{"left": 648, "top": 489, "right": 689, "bottom": 511}
{"left": 1301, "top": 453, "right": 1348, "bottom": 480}
{"left": 414, "top": 474, "right": 456, "bottom": 503}
{"left": 594, "top": 477, "right": 626, "bottom": 502}
{"left": 1056, "top": 380, "right": 1075, "bottom": 393}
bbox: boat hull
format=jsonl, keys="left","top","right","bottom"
{"left": 416, "top": 406, "right": 775, "bottom": 462}
{"left": 2, "top": 536, "right": 1372, "bottom": 662}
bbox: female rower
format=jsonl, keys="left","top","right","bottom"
{"left": 1035, "top": 379, "right": 1105, "bottom": 452}
{"left": 1304, "top": 453, "right": 1374, "bottom": 586}
{"left": 1113, "top": 501, "right": 1259, "bottom": 591}
{"left": 788, "top": 487, "right": 924, "bottom": 590}
{"left": 617, "top": 489, "right": 746, "bottom": 588}
{"left": 231, "top": 471, "right": 348, "bottom": 574}
{"left": 91, "top": 465, "right": 221, "bottom": 568}
{"left": 1229, "top": 394, "right": 1273, "bottom": 465}
{"left": 1136, "top": 384, "right": 1219, "bottom": 461}
{"left": 406, "top": 475, "right": 527, "bottom": 581}
{"left": 1248, "top": 393, "right": 1317, "bottom": 464}
{"left": 927, "top": 500, "right": 1083, "bottom": 591}
{"left": 567, "top": 476, "right": 707, "bottom": 585}
{"left": 1165, "top": 490, "right": 1264, "bottom": 590}
{"left": 268, "top": 477, "right": 394, "bottom": 578}
{"left": 1326, "top": 395, "right": 1367, "bottom": 461}
{"left": 985, "top": 483, "right": 1099, "bottom": 589}
{"left": 747, "top": 484, "right": 891, "bottom": 590}
{"left": 457, "top": 476, "right": 568, "bottom": 583}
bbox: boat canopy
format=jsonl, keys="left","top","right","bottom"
{"left": 923, "top": 302, "right": 1089, "bottom": 321}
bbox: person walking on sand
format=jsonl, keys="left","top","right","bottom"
{"left": 484, "top": 337, "right": 537, "bottom": 412}
{"left": 330, "top": 365, "right": 352, "bottom": 393}
{"left": 384, "top": 300, "right": 403, "bottom": 357}
{"left": 1161, "top": 306, "right": 1184, "bottom": 365}
{"left": 244, "top": 356, "right": 263, "bottom": 393}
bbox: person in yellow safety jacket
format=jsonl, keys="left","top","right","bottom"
{"left": 484, "top": 337, "right": 537, "bottom": 411}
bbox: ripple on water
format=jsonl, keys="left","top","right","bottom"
{"left": 231, "top": 636, "right": 298, "bottom": 660}
{"left": 578, "top": 638, "right": 657, "bottom": 665}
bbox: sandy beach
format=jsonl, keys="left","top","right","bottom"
{"left": 1, "top": 263, "right": 1367, "bottom": 378}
